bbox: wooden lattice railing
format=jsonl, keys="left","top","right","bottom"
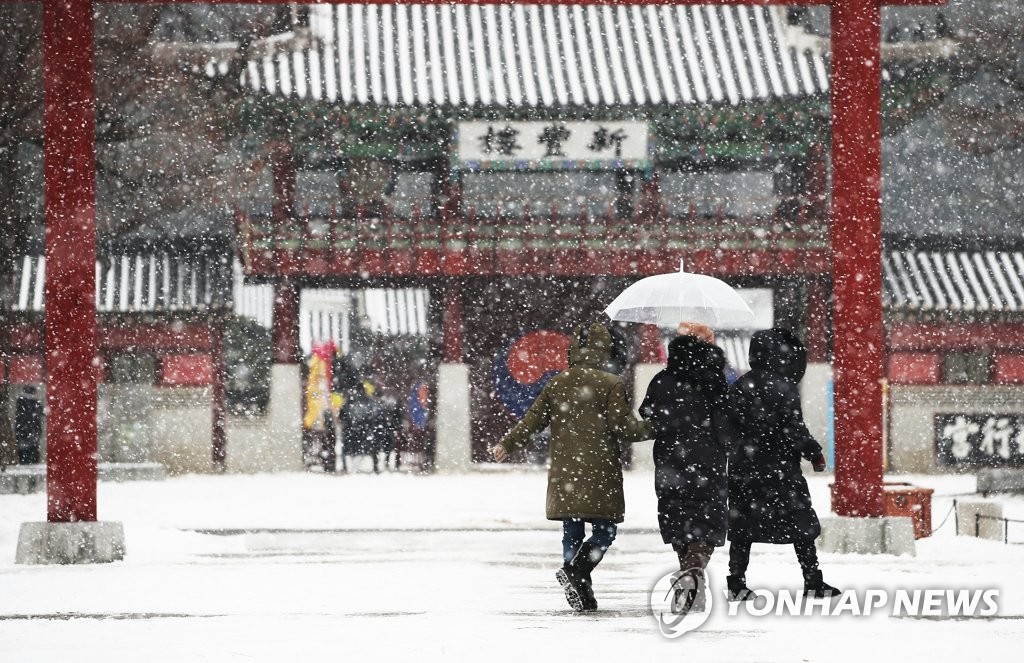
{"left": 236, "top": 197, "right": 827, "bottom": 278}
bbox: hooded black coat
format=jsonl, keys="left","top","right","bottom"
{"left": 341, "top": 392, "right": 391, "bottom": 456}
{"left": 727, "top": 329, "right": 823, "bottom": 544}
{"left": 640, "top": 336, "right": 730, "bottom": 547}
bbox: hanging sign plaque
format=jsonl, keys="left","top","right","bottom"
{"left": 457, "top": 121, "right": 649, "bottom": 170}
{"left": 935, "top": 414, "right": 1024, "bottom": 467}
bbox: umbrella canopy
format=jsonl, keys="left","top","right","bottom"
{"left": 604, "top": 262, "right": 756, "bottom": 328}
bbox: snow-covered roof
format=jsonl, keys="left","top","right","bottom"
{"left": 244, "top": 4, "right": 828, "bottom": 107}
{"left": 233, "top": 261, "right": 274, "bottom": 329}
{"left": 716, "top": 333, "right": 751, "bottom": 373}
{"left": 12, "top": 254, "right": 232, "bottom": 314}
{"left": 299, "top": 287, "right": 431, "bottom": 353}
{"left": 883, "top": 73, "right": 1024, "bottom": 242}
{"left": 883, "top": 249, "right": 1024, "bottom": 313}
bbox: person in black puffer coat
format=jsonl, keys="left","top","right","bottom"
{"left": 340, "top": 389, "right": 390, "bottom": 473}
{"left": 726, "top": 328, "right": 839, "bottom": 599}
{"left": 640, "top": 334, "right": 731, "bottom": 612}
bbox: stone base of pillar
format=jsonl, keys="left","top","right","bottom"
{"left": 435, "top": 363, "right": 471, "bottom": 472}
{"left": 801, "top": 363, "right": 833, "bottom": 454}
{"left": 817, "top": 516, "right": 915, "bottom": 556}
{"left": 16, "top": 521, "right": 125, "bottom": 565}
{"left": 630, "top": 363, "right": 663, "bottom": 472}
{"left": 228, "top": 364, "right": 304, "bottom": 473}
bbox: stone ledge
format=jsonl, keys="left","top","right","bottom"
{"left": 99, "top": 462, "right": 166, "bottom": 483}
{"left": 0, "top": 466, "right": 46, "bottom": 495}
{"left": 956, "top": 500, "right": 1004, "bottom": 541}
{"left": 16, "top": 522, "right": 125, "bottom": 565}
{"left": 817, "top": 516, "right": 916, "bottom": 556}
{"left": 978, "top": 468, "right": 1024, "bottom": 496}
{"left": 0, "top": 462, "right": 165, "bottom": 495}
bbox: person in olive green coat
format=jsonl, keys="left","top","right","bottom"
{"left": 491, "top": 322, "right": 652, "bottom": 611}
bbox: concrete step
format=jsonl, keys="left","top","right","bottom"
{"left": 0, "top": 462, "right": 165, "bottom": 495}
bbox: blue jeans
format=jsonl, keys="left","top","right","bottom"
{"left": 562, "top": 518, "right": 618, "bottom": 564}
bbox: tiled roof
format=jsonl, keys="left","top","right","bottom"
{"left": 12, "top": 254, "right": 232, "bottom": 314}
{"left": 245, "top": 4, "right": 828, "bottom": 107}
{"left": 300, "top": 288, "right": 431, "bottom": 353}
{"left": 883, "top": 249, "right": 1024, "bottom": 313}
{"left": 717, "top": 333, "right": 752, "bottom": 372}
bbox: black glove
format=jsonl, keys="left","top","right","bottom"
{"left": 811, "top": 453, "right": 827, "bottom": 473}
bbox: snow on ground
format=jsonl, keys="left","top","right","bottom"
{"left": 1, "top": 469, "right": 1021, "bottom": 662}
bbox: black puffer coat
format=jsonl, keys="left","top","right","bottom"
{"left": 727, "top": 329, "right": 823, "bottom": 544}
{"left": 641, "top": 335, "right": 731, "bottom": 547}
{"left": 341, "top": 392, "right": 391, "bottom": 456}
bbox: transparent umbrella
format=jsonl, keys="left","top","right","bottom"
{"left": 604, "top": 261, "right": 756, "bottom": 328}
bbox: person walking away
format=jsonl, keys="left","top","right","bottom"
{"left": 322, "top": 409, "right": 338, "bottom": 473}
{"left": 491, "top": 323, "right": 652, "bottom": 612}
{"left": 726, "top": 328, "right": 840, "bottom": 599}
{"left": 15, "top": 386, "right": 44, "bottom": 465}
{"left": 340, "top": 387, "right": 389, "bottom": 473}
{"left": 0, "top": 385, "right": 17, "bottom": 470}
{"left": 640, "top": 334, "right": 731, "bottom": 614}
{"left": 380, "top": 395, "right": 405, "bottom": 471}
{"left": 303, "top": 350, "right": 334, "bottom": 471}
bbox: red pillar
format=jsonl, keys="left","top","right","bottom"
{"left": 639, "top": 325, "right": 665, "bottom": 364}
{"left": 830, "top": 0, "right": 886, "bottom": 518}
{"left": 43, "top": 0, "right": 98, "bottom": 522}
{"left": 270, "top": 138, "right": 300, "bottom": 364}
{"left": 211, "top": 319, "right": 227, "bottom": 471}
{"left": 272, "top": 278, "right": 300, "bottom": 364}
{"left": 805, "top": 277, "right": 830, "bottom": 364}
{"left": 270, "top": 140, "right": 295, "bottom": 223}
{"left": 807, "top": 143, "right": 828, "bottom": 223}
{"left": 442, "top": 282, "right": 463, "bottom": 364}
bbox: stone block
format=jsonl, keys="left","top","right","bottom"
{"left": 435, "top": 363, "right": 471, "bottom": 472}
{"left": 977, "top": 468, "right": 1024, "bottom": 496}
{"left": 884, "top": 517, "right": 918, "bottom": 555}
{"left": 818, "top": 516, "right": 916, "bottom": 556}
{"left": 16, "top": 521, "right": 125, "bottom": 565}
{"left": 98, "top": 462, "right": 166, "bottom": 482}
{"left": 956, "top": 500, "right": 1004, "bottom": 541}
{"left": 0, "top": 465, "right": 46, "bottom": 495}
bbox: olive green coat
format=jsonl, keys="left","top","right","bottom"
{"left": 499, "top": 324, "right": 652, "bottom": 523}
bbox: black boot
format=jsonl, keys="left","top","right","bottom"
{"left": 803, "top": 570, "right": 841, "bottom": 598}
{"left": 555, "top": 542, "right": 602, "bottom": 611}
{"left": 726, "top": 575, "right": 753, "bottom": 601}
{"left": 671, "top": 569, "right": 706, "bottom": 614}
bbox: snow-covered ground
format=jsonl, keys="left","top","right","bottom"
{"left": 1, "top": 470, "right": 1021, "bottom": 662}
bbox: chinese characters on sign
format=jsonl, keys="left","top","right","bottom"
{"left": 935, "top": 414, "right": 1024, "bottom": 467}
{"left": 587, "top": 126, "right": 627, "bottom": 157}
{"left": 479, "top": 125, "right": 522, "bottom": 157}
{"left": 458, "top": 121, "right": 648, "bottom": 167}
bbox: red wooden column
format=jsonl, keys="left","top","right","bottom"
{"left": 638, "top": 324, "right": 665, "bottom": 364}
{"left": 42, "top": 0, "right": 98, "bottom": 522}
{"left": 269, "top": 139, "right": 300, "bottom": 364}
{"left": 807, "top": 143, "right": 828, "bottom": 223}
{"left": 829, "top": 0, "right": 886, "bottom": 517}
{"left": 211, "top": 318, "right": 227, "bottom": 471}
{"left": 270, "top": 140, "right": 295, "bottom": 229}
{"left": 442, "top": 282, "right": 463, "bottom": 364}
{"left": 805, "top": 277, "right": 830, "bottom": 364}
{"left": 272, "top": 279, "right": 301, "bottom": 364}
